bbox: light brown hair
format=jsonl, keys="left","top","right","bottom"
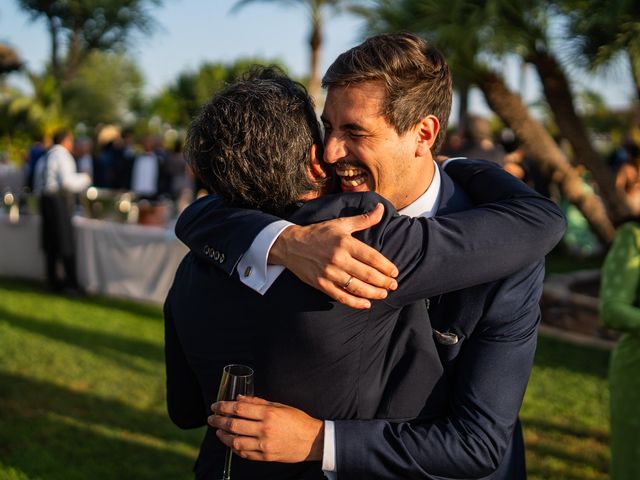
{"left": 322, "top": 32, "right": 452, "bottom": 154}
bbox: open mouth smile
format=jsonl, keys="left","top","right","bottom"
{"left": 335, "top": 165, "right": 368, "bottom": 188}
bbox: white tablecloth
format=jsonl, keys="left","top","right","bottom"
{"left": 0, "top": 213, "right": 188, "bottom": 304}
{"left": 0, "top": 214, "right": 46, "bottom": 280}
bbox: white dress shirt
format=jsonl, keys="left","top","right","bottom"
{"left": 131, "top": 153, "right": 159, "bottom": 197}
{"left": 33, "top": 144, "right": 91, "bottom": 194}
{"left": 236, "top": 162, "right": 447, "bottom": 477}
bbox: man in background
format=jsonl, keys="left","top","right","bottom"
{"left": 34, "top": 128, "right": 91, "bottom": 293}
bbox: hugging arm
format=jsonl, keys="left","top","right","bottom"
{"left": 176, "top": 159, "right": 566, "bottom": 305}
{"left": 175, "top": 195, "right": 284, "bottom": 277}
{"left": 175, "top": 194, "right": 397, "bottom": 308}
{"left": 369, "top": 159, "right": 565, "bottom": 304}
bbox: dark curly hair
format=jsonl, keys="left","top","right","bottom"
{"left": 186, "top": 66, "right": 325, "bottom": 215}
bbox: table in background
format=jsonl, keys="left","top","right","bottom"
{"left": 0, "top": 213, "right": 187, "bottom": 304}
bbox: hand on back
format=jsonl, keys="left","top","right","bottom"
{"left": 269, "top": 203, "right": 398, "bottom": 309}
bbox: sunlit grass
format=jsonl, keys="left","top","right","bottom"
{"left": 523, "top": 335, "right": 610, "bottom": 479}
{"left": 0, "top": 280, "right": 202, "bottom": 480}
{"left": 0, "top": 279, "right": 610, "bottom": 479}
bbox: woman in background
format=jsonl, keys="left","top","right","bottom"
{"left": 600, "top": 219, "right": 640, "bottom": 479}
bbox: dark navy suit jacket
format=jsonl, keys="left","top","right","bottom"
{"left": 167, "top": 160, "right": 566, "bottom": 479}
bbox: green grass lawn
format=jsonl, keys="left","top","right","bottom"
{"left": 0, "top": 280, "right": 202, "bottom": 480}
{"left": 0, "top": 279, "right": 611, "bottom": 479}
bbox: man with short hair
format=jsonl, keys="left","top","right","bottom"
{"left": 177, "top": 34, "right": 561, "bottom": 479}
{"left": 34, "top": 128, "right": 91, "bottom": 292}
{"left": 168, "top": 59, "right": 564, "bottom": 479}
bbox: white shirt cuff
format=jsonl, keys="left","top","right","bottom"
{"left": 322, "top": 420, "right": 337, "bottom": 477}
{"left": 236, "top": 220, "right": 293, "bottom": 294}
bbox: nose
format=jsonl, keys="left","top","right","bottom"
{"left": 323, "top": 134, "right": 347, "bottom": 165}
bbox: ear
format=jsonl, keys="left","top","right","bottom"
{"left": 307, "top": 144, "right": 327, "bottom": 181}
{"left": 415, "top": 115, "right": 440, "bottom": 157}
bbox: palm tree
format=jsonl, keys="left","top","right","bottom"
{"left": 16, "top": 0, "right": 161, "bottom": 89}
{"left": 562, "top": 0, "right": 640, "bottom": 103}
{"left": 232, "top": 0, "right": 347, "bottom": 106}
{"left": 353, "top": 0, "right": 628, "bottom": 243}
{"left": 0, "top": 72, "right": 65, "bottom": 139}
{"left": 488, "top": 0, "right": 632, "bottom": 226}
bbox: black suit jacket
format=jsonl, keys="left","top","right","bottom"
{"left": 167, "top": 160, "right": 566, "bottom": 479}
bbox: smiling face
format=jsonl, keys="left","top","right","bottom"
{"left": 321, "top": 81, "right": 437, "bottom": 210}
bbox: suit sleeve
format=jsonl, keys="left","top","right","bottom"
{"left": 600, "top": 222, "right": 640, "bottom": 333}
{"left": 174, "top": 195, "right": 283, "bottom": 277}
{"left": 333, "top": 261, "right": 544, "bottom": 479}
{"left": 176, "top": 160, "right": 565, "bottom": 299}
{"left": 164, "top": 290, "right": 208, "bottom": 429}
{"left": 367, "top": 160, "right": 565, "bottom": 305}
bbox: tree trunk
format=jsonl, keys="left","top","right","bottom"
{"left": 308, "top": 14, "right": 322, "bottom": 108}
{"left": 528, "top": 49, "right": 631, "bottom": 225}
{"left": 627, "top": 47, "right": 640, "bottom": 104}
{"left": 457, "top": 80, "right": 469, "bottom": 134}
{"left": 64, "top": 29, "right": 84, "bottom": 84}
{"left": 46, "top": 14, "right": 61, "bottom": 86}
{"left": 476, "top": 70, "right": 616, "bottom": 245}
{"left": 626, "top": 47, "right": 640, "bottom": 127}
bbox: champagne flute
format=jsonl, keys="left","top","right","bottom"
{"left": 216, "top": 364, "right": 254, "bottom": 480}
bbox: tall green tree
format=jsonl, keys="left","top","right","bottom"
{"left": 63, "top": 50, "right": 143, "bottom": 127}
{"left": 490, "top": 0, "right": 631, "bottom": 227}
{"left": 563, "top": 0, "right": 640, "bottom": 103}
{"left": 0, "top": 72, "right": 65, "bottom": 139}
{"left": 232, "top": 0, "right": 347, "bottom": 106}
{"left": 16, "top": 0, "right": 161, "bottom": 87}
{"left": 148, "top": 58, "right": 288, "bottom": 128}
{"left": 354, "top": 0, "right": 631, "bottom": 243}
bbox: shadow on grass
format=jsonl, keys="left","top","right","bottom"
{"left": 0, "top": 304, "right": 164, "bottom": 371}
{"left": 522, "top": 417, "right": 609, "bottom": 479}
{"left": 526, "top": 467, "right": 607, "bottom": 480}
{"left": 0, "top": 370, "right": 203, "bottom": 480}
{"left": 534, "top": 334, "right": 610, "bottom": 378}
{"left": 523, "top": 416, "right": 609, "bottom": 442}
{"left": 0, "top": 278, "right": 163, "bottom": 322}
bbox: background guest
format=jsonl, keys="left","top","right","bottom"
{"left": 33, "top": 128, "right": 91, "bottom": 293}
{"left": 459, "top": 114, "right": 506, "bottom": 165}
{"left": 74, "top": 136, "right": 94, "bottom": 182}
{"left": 94, "top": 125, "right": 121, "bottom": 189}
{"left": 600, "top": 218, "right": 640, "bottom": 480}
{"left": 131, "top": 135, "right": 159, "bottom": 200}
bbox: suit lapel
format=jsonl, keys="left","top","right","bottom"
{"left": 436, "top": 163, "right": 472, "bottom": 215}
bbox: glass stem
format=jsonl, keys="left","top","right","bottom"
{"left": 223, "top": 446, "right": 233, "bottom": 480}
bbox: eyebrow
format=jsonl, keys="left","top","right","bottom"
{"left": 321, "top": 116, "right": 369, "bottom": 133}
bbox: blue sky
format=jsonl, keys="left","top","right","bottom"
{"left": 0, "top": 0, "right": 365, "bottom": 95}
{"left": 0, "top": 0, "right": 635, "bottom": 122}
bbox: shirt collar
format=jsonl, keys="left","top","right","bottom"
{"left": 398, "top": 161, "right": 441, "bottom": 218}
